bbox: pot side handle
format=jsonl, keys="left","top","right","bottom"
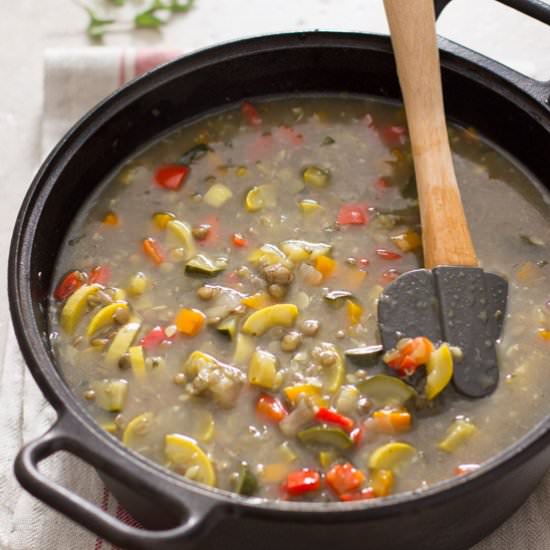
{"left": 14, "top": 414, "right": 220, "bottom": 550}
{"left": 434, "top": 0, "right": 550, "bottom": 105}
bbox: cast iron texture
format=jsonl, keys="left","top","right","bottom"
{"left": 9, "top": 1, "right": 550, "bottom": 549}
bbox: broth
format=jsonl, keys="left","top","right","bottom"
{"left": 49, "top": 97, "right": 550, "bottom": 502}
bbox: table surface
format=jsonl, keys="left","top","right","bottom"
{"left": 0, "top": 0, "right": 549, "bottom": 546}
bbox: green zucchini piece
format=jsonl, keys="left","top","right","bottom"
{"left": 178, "top": 143, "right": 212, "bottom": 165}
{"left": 297, "top": 426, "right": 353, "bottom": 450}
{"left": 357, "top": 374, "right": 416, "bottom": 407}
{"left": 233, "top": 463, "right": 258, "bottom": 496}
{"left": 344, "top": 345, "right": 384, "bottom": 367}
{"left": 185, "top": 254, "right": 228, "bottom": 276}
{"left": 216, "top": 315, "right": 238, "bottom": 340}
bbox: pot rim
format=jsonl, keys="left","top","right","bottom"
{"left": 9, "top": 30, "right": 550, "bottom": 519}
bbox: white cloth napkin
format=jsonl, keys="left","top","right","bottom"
{"left": 1, "top": 47, "right": 549, "bottom": 550}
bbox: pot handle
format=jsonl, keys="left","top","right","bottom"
{"left": 14, "top": 414, "right": 220, "bottom": 550}
{"left": 434, "top": 0, "right": 550, "bottom": 103}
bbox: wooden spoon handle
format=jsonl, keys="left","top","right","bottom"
{"left": 384, "top": 0, "right": 477, "bottom": 269}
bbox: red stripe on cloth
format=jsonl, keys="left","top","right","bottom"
{"left": 134, "top": 49, "right": 181, "bottom": 77}
{"left": 94, "top": 487, "right": 110, "bottom": 550}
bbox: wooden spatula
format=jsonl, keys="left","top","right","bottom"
{"left": 378, "top": 0, "right": 508, "bottom": 397}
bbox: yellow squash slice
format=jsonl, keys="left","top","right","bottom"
{"left": 86, "top": 302, "right": 129, "bottom": 339}
{"left": 368, "top": 442, "right": 417, "bottom": 472}
{"left": 425, "top": 343, "right": 454, "bottom": 400}
{"left": 60, "top": 284, "right": 99, "bottom": 334}
{"left": 242, "top": 304, "right": 298, "bottom": 336}
{"left": 105, "top": 320, "right": 141, "bottom": 367}
{"left": 164, "top": 434, "right": 216, "bottom": 486}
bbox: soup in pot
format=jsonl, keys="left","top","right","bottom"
{"left": 49, "top": 97, "right": 550, "bottom": 502}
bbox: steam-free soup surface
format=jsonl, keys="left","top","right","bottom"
{"left": 50, "top": 97, "right": 550, "bottom": 502}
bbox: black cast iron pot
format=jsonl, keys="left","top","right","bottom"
{"left": 9, "top": 1, "right": 550, "bottom": 548}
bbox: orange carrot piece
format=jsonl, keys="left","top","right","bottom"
{"left": 315, "top": 255, "right": 336, "bottom": 278}
{"left": 175, "top": 308, "right": 206, "bottom": 336}
{"left": 142, "top": 238, "right": 164, "bottom": 265}
{"left": 372, "top": 409, "right": 412, "bottom": 433}
{"left": 102, "top": 212, "right": 119, "bottom": 226}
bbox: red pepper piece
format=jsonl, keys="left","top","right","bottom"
{"left": 89, "top": 265, "right": 112, "bottom": 286}
{"left": 241, "top": 101, "right": 262, "bottom": 127}
{"left": 315, "top": 407, "right": 354, "bottom": 432}
{"left": 140, "top": 326, "right": 167, "bottom": 350}
{"left": 283, "top": 469, "right": 321, "bottom": 496}
{"left": 336, "top": 204, "right": 368, "bottom": 225}
{"left": 326, "top": 463, "right": 366, "bottom": 496}
{"left": 339, "top": 487, "right": 376, "bottom": 502}
{"left": 231, "top": 233, "right": 248, "bottom": 248}
{"left": 380, "top": 125, "right": 407, "bottom": 147}
{"left": 375, "top": 248, "right": 402, "bottom": 260}
{"left": 154, "top": 164, "right": 190, "bottom": 191}
{"left": 256, "top": 394, "right": 288, "bottom": 423}
{"left": 53, "top": 270, "right": 86, "bottom": 301}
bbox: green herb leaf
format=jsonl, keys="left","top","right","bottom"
{"left": 109, "top": 0, "right": 126, "bottom": 5}
{"left": 170, "top": 0, "right": 195, "bottom": 12}
{"left": 134, "top": 11, "right": 164, "bottom": 28}
{"left": 82, "top": 6, "right": 115, "bottom": 39}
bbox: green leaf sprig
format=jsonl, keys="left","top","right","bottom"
{"left": 79, "top": 0, "right": 195, "bottom": 40}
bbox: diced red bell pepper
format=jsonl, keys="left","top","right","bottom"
{"left": 53, "top": 270, "right": 86, "bottom": 301}
{"left": 256, "top": 394, "right": 288, "bottom": 423}
{"left": 339, "top": 487, "right": 376, "bottom": 502}
{"left": 336, "top": 204, "right": 368, "bottom": 225}
{"left": 315, "top": 407, "right": 354, "bottom": 432}
{"left": 380, "top": 125, "right": 407, "bottom": 147}
{"left": 140, "top": 326, "right": 168, "bottom": 350}
{"left": 154, "top": 164, "right": 190, "bottom": 190}
{"left": 283, "top": 469, "right": 321, "bottom": 496}
{"left": 89, "top": 265, "right": 112, "bottom": 286}
{"left": 326, "top": 463, "right": 366, "bottom": 496}
{"left": 241, "top": 101, "right": 262, "bottom": 127}
{"left": 385, "top": 336, "right": 434, "bottom": 376}
{"left": 375, "top": 248, "right": 402, "bottom": 260}
{"left": 231, "top": 233, "right": 248, "bottom": 248}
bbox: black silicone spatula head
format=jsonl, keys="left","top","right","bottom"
{"left": 378, "top": 267, "right": 508, "bottom": 397}
{"left": 381, "top": 0, "right": 509, "bottom": 397}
